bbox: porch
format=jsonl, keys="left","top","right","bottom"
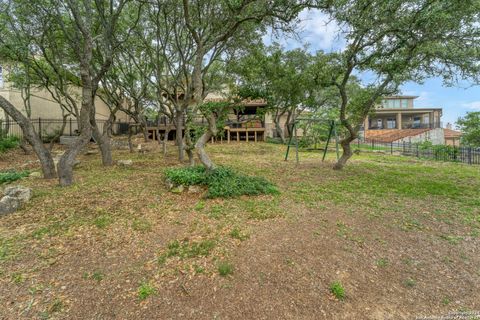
{"left": 366, "top": 111, "right": 442, "bottom": 130}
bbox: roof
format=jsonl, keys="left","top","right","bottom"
{"left": 444, "top": 128, "right": 462, "bottom": 139}
{"left": 383, "top": 95, "right": 419, "bottom": 100}
{"left": 374, "top": 108, "right": 442, "bottom": 113}
{"left": 203, "top": 97, "right": 267, "bottom": 107}
{"left": 366, "top": 129, "right": 431, "bottom": 143}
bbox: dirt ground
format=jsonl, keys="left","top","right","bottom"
{"left": 0, "top": 141, "right": 479, "bottom": 319}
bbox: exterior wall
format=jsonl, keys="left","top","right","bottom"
{"left": 445, "top": 137, "right": 461, "bottom": 147}
{"left": 396, "top": 128, "right": 445, "bottom": 145}
{"left": 0, "top": 63, "right": 128, "bottom": 123}
{"left": 0, "top": 87, "right": 117, "bottom": 121}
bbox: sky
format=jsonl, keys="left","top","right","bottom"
{"left": 263, "top": 9, "right": 480, "bottom": 128}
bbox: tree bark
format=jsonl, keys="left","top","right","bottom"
{"left": 91, "top": 122, "right": 113, "bottom": 166}
{"left": 0, "top": 95, "right": 57, "bottom": 178}
{"left": 175, "top": 108, "right": 184, "bottom": 161}
{"left": 57, "top": 86, "right": 93, "bottom": 186}
{"left": 90, "top": 110, "right": 113, "bottom": 166}
{"left": 195, "top": 113, "right": 217, "bottom": 171}
{"left": 274, "top": 116, "right": 286, "bottom": 144}
{"left": 333, "top": 135, "right": 356, "bottom": 170}
{"left": 195, "top": 130, "right": 215, "bottom": 171}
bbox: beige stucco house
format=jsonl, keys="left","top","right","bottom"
{"left": 363, "top": 96, "right": 449, "bottom": 145}
{"left": 0, "top": 64, "right": 120, "bottom": 120}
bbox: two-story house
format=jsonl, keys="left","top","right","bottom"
{"left": 363, "top": 96, "right": 447, "bottom": 144}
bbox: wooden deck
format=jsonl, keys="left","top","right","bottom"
{"left": 226, "top": 127, "right": 265, "bottom": 142}
{"left": 145, "top": 125, "right": 266, "bottom": 143}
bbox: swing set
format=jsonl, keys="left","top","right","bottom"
{"left": 284, "top": 118, "right": 340, "bottom": 163}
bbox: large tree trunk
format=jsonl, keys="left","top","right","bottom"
{"left": 0, "top": 95, "right": 57, "bottom": 178}
{"left": 175, "top": 108, "right": 184, "bottom": 161}
{"left": 195, "top": 130, "right": 215, "bottom": 171}
{"left": 140, "top": 114, "right": 148, "bottom": 142}
{"left": 195, "top": 112, "right": 217, "bottom": 170}
{"left": 91, "top": 119, "right": 113, "bottom": 166}
{"left": 57, "top": 86, "right": 93, "bottom": 186}
{"left": 274, "top": 116, "right": 286, "bottom": 144}
{"left": 333, "top": 135, "right": 356, "bottom": 170}
{"left": 184, "top": 124, "right": 195, "bottom": 166}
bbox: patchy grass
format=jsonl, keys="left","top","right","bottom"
{"left": 0, "top": 142, "right": 479, "bottom": 318}
{"left": 138, "top": 282, "right": 156, "bottom": 300}
{"left": 217, "top": 261, "right": 234, "bottom": 276}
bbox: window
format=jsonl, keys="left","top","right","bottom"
{"left": 423, "top": 115, "right": 430, "bottom": 124}
{"left": 413, "top": 116, "right": 421, "bottom": 128}
{"left": 382, "top": 99, "right": 410, "bottom": 109}
{"left": 377, "top": 119, "right": 383, "bottom": 129}
{"left": 387, "top": 118, "right": 396, "bottom": 129}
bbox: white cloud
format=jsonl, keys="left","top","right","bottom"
{"left": 262, "top": 9, "right": 345, "bottom": 52}
{"left": 462, "top": 101, "right": 480, "bottom": 110}
{"left": 297, "top": 9, "right": 344, "bottom": 52}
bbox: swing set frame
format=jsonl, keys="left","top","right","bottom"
{"left": 284, "top": 118, "right": 340, "bottom": 163}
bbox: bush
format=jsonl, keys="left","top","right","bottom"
{"left": 0, "top": 170, "right": 29, "bottom": 184}
{"left": 164, "top": 165, "right": 206, "bottom": 186}
{"left": 0, "top": 136, "right": 20, "bottom": 153}
{"left": 164, "top": 166, "right": 279, "bottom": 198}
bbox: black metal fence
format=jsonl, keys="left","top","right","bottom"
{"left": 0, "top": 118, "right": 130, "bottom": 140}
{"left": 354, "top": 136, "right": 480, "bottom": 165}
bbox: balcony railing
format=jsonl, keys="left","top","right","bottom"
{"left": 368, "top": 122, "right": 442, "bottom": 130}
{"left": 401, "top": 122, "right": 442, "bottom": 129}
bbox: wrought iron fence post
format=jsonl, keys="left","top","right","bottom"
{"left": 416, "top": 144, "right": 419, "bottom": 158}
{"left": 468, "top": 147, "right": 472, "bottom": 165}
{"left": 69, "top": 118, "right": 72, "bottom": 136}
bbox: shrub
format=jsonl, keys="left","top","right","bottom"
{"left": 0, "top": 170, "right": 29, "bottom": 184}
{"left": 330, "top": 281, "right": 345, "bottom": 300}
{"left": 164, "top": 166, "right": 279, "bottom": 199}
{"left": 164, "top": 166, "right": 206, "bottom": 186}
{"left": 0, "top": 136, "right": 20, "bottom": 153}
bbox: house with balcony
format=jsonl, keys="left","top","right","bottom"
{"left": 363, "top": 96, "right": 446, "bottom": 144}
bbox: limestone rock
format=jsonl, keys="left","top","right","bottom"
{"left": 0, "top": 196, "right": 20, "bottom": 215}
{"left": 117, "top": 159, "right": 133, "bottom": 166}
{"left": 165, "top": 179, "right": 175, "bottom": 190}
{"left": 85, "top": 150, "right": 99, "bottom": 155}
{"left": 187, "top": 185, "right": 202, "bottom": 194}
{"left": 4, "top": 185, "right": 33, "bottom": 204}
{"left": 29, "top": 171, "right": 42, "bottom": 178}
{"left": 171, "top": 185, "right": 184, "bottom": 194}
{"left": 53, "top": 158, "right": 80, "bottom": 168}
